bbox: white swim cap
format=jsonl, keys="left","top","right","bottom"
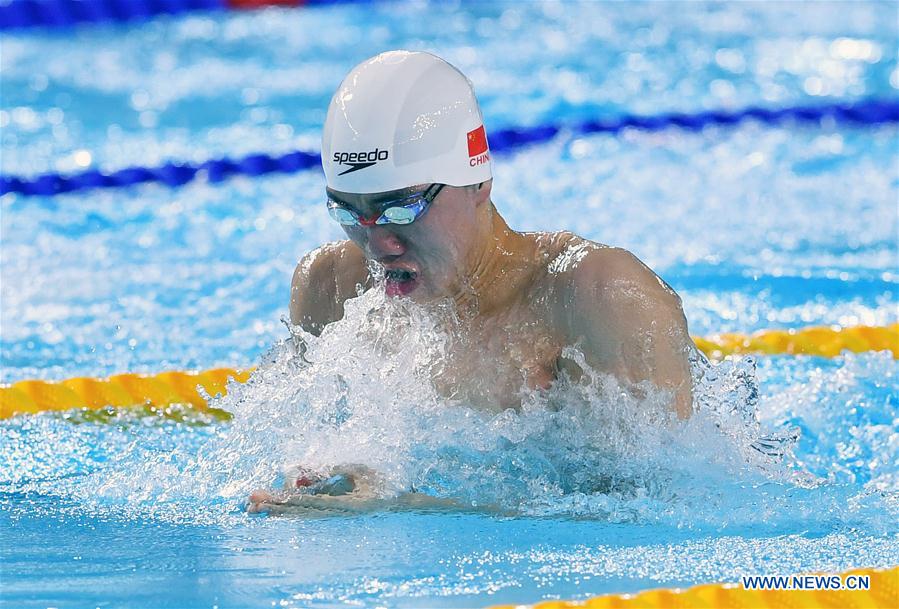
{"left": 322, "top": 50, "right": 492, "bottom": 194}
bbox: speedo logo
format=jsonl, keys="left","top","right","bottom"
{"left": 333, "top": 148, "right": 389, "bottom": 176}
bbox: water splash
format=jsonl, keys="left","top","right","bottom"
{"left": 2, "top": 289, "right": 895, "bottom": 532}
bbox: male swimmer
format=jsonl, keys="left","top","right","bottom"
{"left": 248, "top": 50, "right": 697, "bottom": 513}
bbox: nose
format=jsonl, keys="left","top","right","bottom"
{"left": 364, "top": 225, "right": 406, "bottom": 260}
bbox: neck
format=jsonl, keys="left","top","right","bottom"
{"left": 450, "top": 204, "right": 535, "bottom": 320}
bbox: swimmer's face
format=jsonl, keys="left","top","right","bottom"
{"left": 329, "top": 181, "right": 492, "bottom": 301}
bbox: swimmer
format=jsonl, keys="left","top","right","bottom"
{"left": 248, "top": 50, "right": 697, "bottom": 513}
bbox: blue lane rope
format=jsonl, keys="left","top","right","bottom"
{"left": 3, "top": 98, "right": 897, "bottom": 197}
{"left": 0, "top": 0, "right": 373, "bottom": 30}
{"left": 1, "top": 0, "right": 224, "bottom": 29}
{"left": 1, "top": 151, "right": 322, "bottom": 196}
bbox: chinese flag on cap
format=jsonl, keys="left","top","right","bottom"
{"left": 467, "top": 125, "right": 488, "bottom": 157}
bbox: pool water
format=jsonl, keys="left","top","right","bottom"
{"left": 1, "top": 1, "right": 898, "bottom": 608}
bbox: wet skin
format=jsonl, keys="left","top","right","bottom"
{"left": 247, "top": 180, "right": 696, "bottom": 513}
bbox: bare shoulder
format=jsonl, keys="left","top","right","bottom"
{"left": 542, "top": 232, "right": 678, "bottom": 303}
{"left": 537, "top": 232, "right": 683, "bottom": 333}
{"left": 290, "top": 240, "right": 369, "bottom": 335}
{"left": 541, "top": 233, "right": 695, "bottom": 417}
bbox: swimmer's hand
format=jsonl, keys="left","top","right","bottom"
{"left": 246, "top": 464, "right": 381, "bottom": 514}
{"left": 245, "top": 464, "right": 483, "bottom": 515}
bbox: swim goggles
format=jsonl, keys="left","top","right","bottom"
{"left": 326, "top": 183, "right": 445, "bottom": 226}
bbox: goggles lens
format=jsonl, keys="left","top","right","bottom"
{"left": 327, "top": 205, "right": 359, "bottom": 225}
{"left": 380, "top": 206, "right": 417, "bottom": 224}
{"left": 326, "top": 184, "right": 444, "bottom": 227}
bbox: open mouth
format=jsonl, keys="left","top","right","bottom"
{"left": 384, "top": 267, "right": 419, "bottom": 296}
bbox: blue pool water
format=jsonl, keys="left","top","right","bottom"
{"left": 1, "top": 1, "right": 898, "bottom": 608}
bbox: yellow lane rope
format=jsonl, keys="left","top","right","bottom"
{"left": 0, "top": 367, "right": 253, "bottom": 419}
{"left": 0, "top": 324, "right": 896, "bottom": 419}
{"left": 487, "top": 565, "right": 898, "bottom": 609}
{"left": 694, "top": 323, "right": 898, "bottom": 360}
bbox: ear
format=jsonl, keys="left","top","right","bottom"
{"left": 474, "top": 179, "right": 493, "bottom": 207}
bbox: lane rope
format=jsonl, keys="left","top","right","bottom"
{"left": 486, "top": 565, "right": 898, "bottom": 609}
{"left": 3, "top": 98, "right": 897, "bottom": 197}
{"left": 1, "top": 324, "right": 895, "bottom": 419}
{"left": 693, "top": 322, "right": 898, "bottom": 360}
{"left": 0, "top": 0, "right": 365, "bottom": 30}
{"left": 0, "top": 367, "right": 254, "bottom": 419}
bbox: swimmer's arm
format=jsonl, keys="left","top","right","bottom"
{"left": 247, "top": 465, "right": 480, "bottom": 515}
{"left": 247, "top": 488, "right": 480, "bottom": 516}
{"left": 290, "top": 246, "right": 339, "bottom": 336}
{"left": 290, "top": 241, "right": 370, "bottom": 336}
{"left": 560, "top": 247, "right": 695, "bottom": 418}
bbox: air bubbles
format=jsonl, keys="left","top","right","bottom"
{"left": 130, "top": 90, "right": 151, "bottom": 111}
{"left": 153, "top": 51, "right": 177, "bottom": 72}
{"left": 709, "top": 79, "right": 737, "bottom": 102}
{"left": 138, "top": 111, "right": 158, "bottom": 129}
{"left": 499, "top": 9, "right": 522, "bottom": 30}
{"left": 813, "top": 134, "right": 844, "bottom": 154}
{"left": 73, "top": 150, "right": 92, "bottom": 167}
{"left": 804, "top": 76, "right": 826, "bottom": 96}
{"left": 745, "top": 151, "right": 765, "bottom": 167}
{"left": 454, "top": 46, "right": 477, "bottom": 65}
{"left": 29, "top": 73, "right": 49, "bottom": 92}
{"left": 568, "top": 139, "right": 593, "bottom": 159}
{"left": 241, "top": 88, "right": 260, "bottom": 106}
{"left": 46, "top": 108, "right": 64, "bottom": 126}
{"left": 54, "top": 148, "right": 94, "bottom": 173}
{"left": 715, "top": 48, "right": 746, "bottom": 74}
{"left": 247, "top": 107, "right": 269, "bottom": 124}
{"left": 11, "top": 106, "right": 38, "bottom": 130}
{"left": 829, "top": 38, "right": 882, "bottom": 63}
{"left": 178, "top": 16, "right": 217, "bottom": 41}
{"left": 272, "top": 124, "right": 293, "bottom": 140}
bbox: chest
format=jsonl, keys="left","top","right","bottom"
{"left": 430, "top": 308, "right": 565, "bottom": 412}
